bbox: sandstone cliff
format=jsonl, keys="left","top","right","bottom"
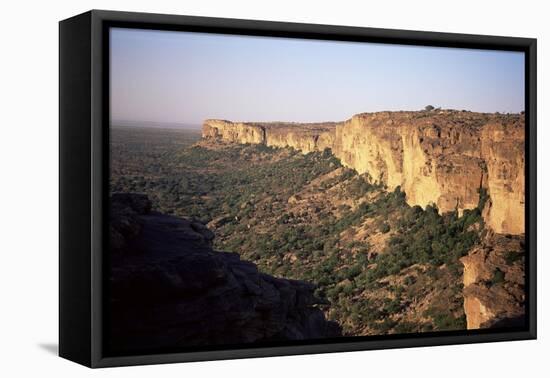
{"left": 109, "top": 193, "right": 341, "bottom": 353}
{"left": 460, "top": 233, "right": 525, "bottom": 329}
{"left": 202, "top": 111, "right": 525, "bottom": 235}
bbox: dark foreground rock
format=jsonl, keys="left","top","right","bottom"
{"left": 108, "top": 193, "right": 341, "bottom": 354}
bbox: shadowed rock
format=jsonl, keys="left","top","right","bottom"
{"left": 108, "top": 193, "right": 341, "bottom": 354}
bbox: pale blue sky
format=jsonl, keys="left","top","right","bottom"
{"left": 110, "top": 27, "right": 525, "bottom": 126}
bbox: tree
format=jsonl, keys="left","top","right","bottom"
{"left": 424, "top": 105, "right": 435, "bottom": 111}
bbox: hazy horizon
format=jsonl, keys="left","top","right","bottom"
{"left": 110, "top": 28, "right": 525, "bottom": 125}
{"left": 111, "top": 119, "right": 202, "bottom": 130}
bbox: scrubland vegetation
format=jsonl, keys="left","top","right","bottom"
{"left": 111, "top": 126, "right": 487, "bottom": 335}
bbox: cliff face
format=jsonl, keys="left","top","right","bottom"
{"left": 203, "top": 119, "right": 336, "bottom": 154}
{"left": 203, "top": 111, "right": 524, "bottom": 235}
{"left": 109, "top": 193, "right": 340, "bottom": 353}
{"left": 460, "top": 233, "right": 525, "bottom": 329}
{"left": 203, "top": 119, "right": 266, "bottom": 144}
{"left": 481, "top": 123, "right": 526, "bottom": 234}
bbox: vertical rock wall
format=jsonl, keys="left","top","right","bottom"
{"left": 202, "top": 111, "right": 525, "bottom": 235}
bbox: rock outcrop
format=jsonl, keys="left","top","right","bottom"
{"left": 108, "top": 193, "right": 341, "bottom": 353}
{"left": 481, "top": 122, "right": 526, "bottom": 234}
{"left": 460, "top": 233, "right": 525, "bottom": 329}
{"left": 203, "top": 111, "right": 524, "bottom": 234}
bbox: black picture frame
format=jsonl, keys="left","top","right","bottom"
{"left": 59, "top": 9, "right": 537, "bottom": 368}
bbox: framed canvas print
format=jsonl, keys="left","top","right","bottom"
{"left": 59, "top": 10, "right": 537, "bottom": 368}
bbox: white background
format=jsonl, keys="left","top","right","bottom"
{"left": 0, "top": 0, "right": 547, "bottom": 376}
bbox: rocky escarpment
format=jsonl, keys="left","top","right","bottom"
{"left": 108, "top": 193, "right": 341, "bottom": 353}
{"left": 203, "top": 119, "right": 337, "bottom": 153}
{"left": 460, "top": 233, "right": 525, "bottom": 329}
{"left": 203, "top": 111, "right": 525, "bottom": 235}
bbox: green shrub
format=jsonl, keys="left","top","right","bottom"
{"left": 393, "top": 321, "right": 418, "bottom": 334}
{"left": 491, "top": 268, "right": 505, "bottom": 285}
{"left": 504, "top": 251, "right": 524, "bottom": 265}
{"left": 379, "top": 222, "right": 391, "bottom": 233}
{"left": 433, "top": 313, "right": 466, "bottom": 330}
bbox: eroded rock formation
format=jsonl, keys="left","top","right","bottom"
{"left": 460, "top": 232, "right": 525, "bottom": 329}
{"left": 481, "top": 122, "right": 526, "bottom": 234}
{"left": 203, "top": 111, "right": 525, "bottom": 235}
{"left": 108, "top": 193, "right": 341, "bottom": 353}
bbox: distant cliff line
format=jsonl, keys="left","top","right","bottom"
{"left": 202, "top": 110, "right": 525, "bottom": 235}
